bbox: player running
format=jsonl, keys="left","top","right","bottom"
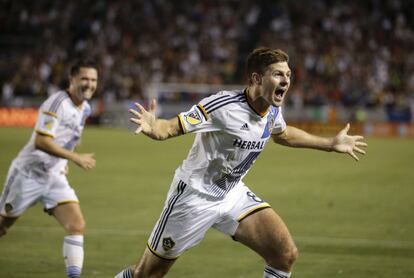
{"left": 116, "top": 48, "right": 367, "bottom": 278}
{"left": 0, "top": 59, "right": 98, "bottom": 278}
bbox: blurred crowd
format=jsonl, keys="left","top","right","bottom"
{"left": 0, "top": 0, "right": 413, "bottom": 122}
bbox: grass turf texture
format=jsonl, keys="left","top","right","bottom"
{"left": 0, "top": 126, "right": 413, "bottom": 277}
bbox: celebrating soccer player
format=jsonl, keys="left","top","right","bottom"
{"left": 0, "top": 59, "right": 98, "bottom": 278}
{"left": 116, "top": 48, "right": 367, "bottom": 278}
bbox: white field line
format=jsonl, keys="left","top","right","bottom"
{"left": 11, "top": 225, "right": 414, "bottom": 251}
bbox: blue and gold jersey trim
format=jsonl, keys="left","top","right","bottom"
{"left": 43, "top": 111, "right": 58, "bottom": 118}
{"left": 35, "top": 129, "right": 55, "bottom": 138}
{"left": 237, "top": 203, "right": 271, "bottom": 222}
{"left": 196, "top": 103, "right": 208, "bottom": 120}
{"left": 244, "top": 90, "right": 268, "bottom": 118}
{"left": 177, "top": 114, "right": 186, "bottom": 134}
{"left": 146, "top": 243, "right": 179, "bottom": 260}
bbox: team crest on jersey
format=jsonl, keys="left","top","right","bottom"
{"left": 185, "top": 110, "right": 202, "bottom": 125}
{"left": 268, "top": 118, "right": 275, "bottom": 134}
{"left": 162, "top": 237, "right": 175, "bottom": 251}
{"left": 261, "top": 117, "right": 274, "bottom": 139}
{"left": 5, "top": 203, "right": 13, "bottom": 213}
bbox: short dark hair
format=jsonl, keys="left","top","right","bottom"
{"left": 70, "top": 59, "right": 98, "bottom": 77}
{"left": 246, "top": 48, "right": 289, "bottom": 79}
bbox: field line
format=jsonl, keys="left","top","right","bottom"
{"left": 12, "top": 225, "right": 414, "bottom": 251}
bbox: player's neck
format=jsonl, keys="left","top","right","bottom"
{"left": 245, "top": 87, "right": 269, "bottom": 117}
{"left": 67, "top": 90, "right": 83, "bottom": 107}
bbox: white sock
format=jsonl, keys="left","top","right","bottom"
{"left": 263, "top": 265, "right": 291, "bottom": 278}
{"left": 114, "top": 267, "right": 134, "bottom": 278}
{"left": 63, "top": 235, "right": 84, "bottom": 278}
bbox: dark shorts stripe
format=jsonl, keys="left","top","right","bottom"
{"left": 0, "top": 167, "right": 18, "bottom": 208}
{"left": 150, "top": 181, "right": 187, "bottom": 249}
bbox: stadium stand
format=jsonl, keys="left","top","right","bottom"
{"left": 0, "top": 0, "right": 413, "bottom": 123}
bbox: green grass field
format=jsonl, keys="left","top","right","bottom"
{"left": 0, "top": 126, "right": 413, "bottom": 277}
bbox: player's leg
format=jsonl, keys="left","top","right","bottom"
{"left": 0, "top": 166, "right": 38, "bottom": 236}
{"left": 115, "top": 247, "right": 176, "bottom": 278}
{"left": 116, "top": 177, "right": 219, "bottom": 278}
{"left": 0, "top": 215, "right": 18, "bottom": 236}
{"left": 234, "top": 208, "right": 298, "bottom": 278}
{"left": 52, "top": 202, "right": 86, "bottom": 278}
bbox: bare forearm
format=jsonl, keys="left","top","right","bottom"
{"left": 35, "top": 135, "right": 78, "bottom": 162}
{"left": 144, "top": 117, "right": 182, "bottom": 141}
{"left": 273, "top": 125, "right": 333, "bottom": 151}
{"left": 35, "top": 133, "right": 95, "bottom": 170}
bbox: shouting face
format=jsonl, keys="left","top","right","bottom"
{"left": 259, "top": 62, "right": 291, "bottom": 107}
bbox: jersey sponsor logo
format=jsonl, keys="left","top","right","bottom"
{"left": 162, "top": 237, "right": 175, "bottom": 251}
{"left": 185, "top": 110, "right": 202, "bottom": 125}
{"left": 233, "top": 138, "right": 265, "bottom": 150}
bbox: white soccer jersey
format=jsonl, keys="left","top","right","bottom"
{"left": 177, "top": 89, "right": 286, "bottom": 199}
{"left": 13, "top": 90, "right": 91, "bottom": 177}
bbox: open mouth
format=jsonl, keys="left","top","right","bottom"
{"left": 274, "top": 88, "right": 286, "bottom": 101}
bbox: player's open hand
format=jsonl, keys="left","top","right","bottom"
{"left": 129, "top": 99, "right": 157, "bottom": 135}
{"left": 73, "top": 153, "right": 96, "bottom": 170}
{"left": 331, "top": 123, "right": 367, "bottom": 161}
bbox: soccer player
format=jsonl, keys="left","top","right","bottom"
{"left": 115, "top": 48, "right": 367, "bottom": 278}
{"left": 0, "top": 60, "right": 98, "bottom": 278}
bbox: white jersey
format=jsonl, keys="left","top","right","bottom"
{"left": 13, "top": 90, "right": 91, "bottom": 178}
{"left": 177, "top": 89, "right": 286, "bottom": 199}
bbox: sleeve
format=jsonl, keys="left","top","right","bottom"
{"left": 177, "top": 94, "right": 223, "bottom": 134}
{"left": 271, "top": 106, "right": 287, "bottom": 135}
{"left": 34, "top": 101, "right": 63, "bottom": 138}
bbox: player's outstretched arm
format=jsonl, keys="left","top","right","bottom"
{"left": 272, "top": 123, "right": 367, "bottom": 161}
{"left": 35, "top": 134, "right": 96, "bottom": 170}
{"left": 129, "top": 99, "right": 183, "bottom": 141}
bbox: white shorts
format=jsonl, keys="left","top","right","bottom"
{"left": 0, "top": 164, "right": 79, "bottom": 218}
{"left": 147, "top": 176, "right": 271, "bottom": 259}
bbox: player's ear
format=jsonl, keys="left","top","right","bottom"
{"left": 252, "top": 73, "right": 262, "bottom": 85}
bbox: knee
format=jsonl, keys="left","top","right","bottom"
{"left": 283, "top": 244, "right": 299, "bottom": 267}
{"left": 268, "top": 243, "right": 299, "bottom": 271}
{"left": 65, "top": 219, "right": 86, "bottom": 234}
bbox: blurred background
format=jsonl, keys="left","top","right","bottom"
{"left": 1, "top": 0, "right": 414, "bottom": 135}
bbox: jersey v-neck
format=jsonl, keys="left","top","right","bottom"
{"left": 243, "top": 88, "right": 269, "bottom": 118}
